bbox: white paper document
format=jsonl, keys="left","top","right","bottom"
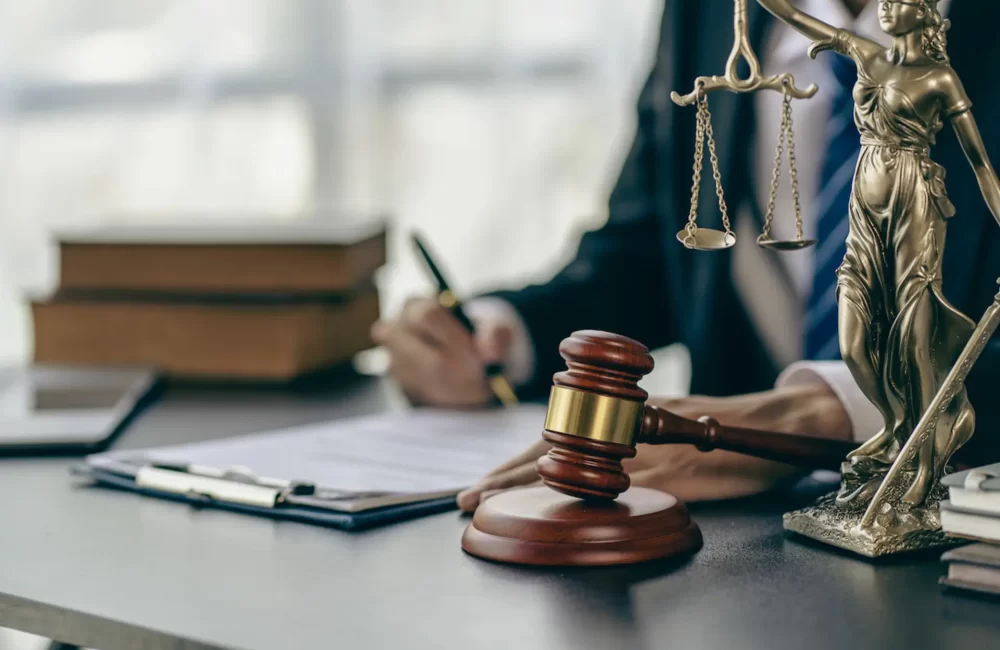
{"left": 103, "top": 406, "right": 547, "bottom": 499}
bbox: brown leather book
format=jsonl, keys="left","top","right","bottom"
{"left": 32, "top": 289, "right": 380, "bottom": 380}
{"left": 57, "top": 220, "right": 387, "bottom": 294}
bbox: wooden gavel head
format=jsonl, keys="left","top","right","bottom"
{"left": 535, "top": 330, "right": 653, "bottom": 501}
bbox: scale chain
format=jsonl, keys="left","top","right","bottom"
{"left": 759, "top": 91, "right": 807, "bottom": 246}
{"left": 703, "top": 99, "right": 732, "bottom": 237}
{"left": 760, "top": 95, "right": 789, "bottom": 242}
{"left": 785, "top": 93, "right": 805, "bottom": 241}
{"left": 684, "top": 98, "right": 709, "bottom": 246}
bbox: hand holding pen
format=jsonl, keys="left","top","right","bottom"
{"left": 370, "top": 234, "right": 520, "bottom": 407}
{"left": 410, "top": 234, "right": 518, "bottom": 406}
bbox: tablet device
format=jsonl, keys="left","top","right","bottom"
{"left": 0, "top": 365, "right": 159, "bottom": 455}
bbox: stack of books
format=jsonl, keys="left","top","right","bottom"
{"left": 940, "top": 463, "right": 1000, "bottom": 596}
{"left": 32, "top": 219, "right": 386, "bottom": 381}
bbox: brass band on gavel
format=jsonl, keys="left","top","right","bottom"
{"left": 543, "top": 386, "right": 644, "bottom": 447}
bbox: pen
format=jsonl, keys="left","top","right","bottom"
{"left": 410, "top": 232, "right": 519, "bottom": 406}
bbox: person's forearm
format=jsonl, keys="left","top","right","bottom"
{"left": 777, "top": 361, "right": 885, "bottom": 443}
{"left": 651, "top": 383, "right": 853, "bottom": 442}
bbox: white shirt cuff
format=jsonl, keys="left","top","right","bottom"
{"left": 776, "top": 361, "right": 883, "bottom": 443}
{"left": 462, "top": 297, "right": 536, "bottom": 387}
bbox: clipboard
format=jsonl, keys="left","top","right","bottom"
{"left": 71, "top": 406, "right": 546, "bottom": 531}
{"left": 72, "top": 458, "right": 458, "bottom": 531}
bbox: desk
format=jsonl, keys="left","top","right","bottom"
{"left": 0, "top": 377, "right": 997, "bottom": 650}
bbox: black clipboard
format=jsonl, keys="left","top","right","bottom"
{"left": 72, "top": 459, "right": 458, "bottom": 531}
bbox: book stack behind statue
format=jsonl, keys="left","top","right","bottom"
{"left": 939, "top": 463, "right": 1000, "bottom": 596}
{"left": 32, "top": 218, "right": 386, "bottom": 381}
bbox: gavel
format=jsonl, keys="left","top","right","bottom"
{"left": 537, "top": 330, "right": 855, "bottom": 500}
{"left": 462, "top": 330, "right": 857, "bottom": 566}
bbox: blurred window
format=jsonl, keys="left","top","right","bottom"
{"left": 0, "top": 0, "right": 662, "bottom": 365}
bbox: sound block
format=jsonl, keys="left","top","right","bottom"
{"left": 462, "top": 486, "right": 703, "bottom": 566}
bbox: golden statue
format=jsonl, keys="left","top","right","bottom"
{"left": 672, "top": 0, "right": 1000, "bottom": 556}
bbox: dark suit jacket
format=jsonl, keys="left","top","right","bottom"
{"left": 492, "top": 0, "right": 1000, "bottom": 464}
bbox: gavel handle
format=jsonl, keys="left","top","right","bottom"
{"left": 637, "top": 404, "right": 856, "bottom": 470}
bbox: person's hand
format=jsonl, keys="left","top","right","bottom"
{"left": 457, "top": 383, "right": 852, "bottom": 512}
{"left": 371, "top": 297, "right": 516, "bottom": 408}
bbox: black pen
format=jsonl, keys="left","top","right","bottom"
{"left": 410, "top": 232, "right": 519, "bottom": 406}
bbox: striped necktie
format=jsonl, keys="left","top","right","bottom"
{"left": 804, "top": 54, "right": 860, "bottom": 360}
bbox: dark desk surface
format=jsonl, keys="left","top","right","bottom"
{"left": 0, "top": 377, "right": 997, "bottom": 650}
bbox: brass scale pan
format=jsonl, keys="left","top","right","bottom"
{"left": 677, "top": 228, "right": 817, "bottom": 251}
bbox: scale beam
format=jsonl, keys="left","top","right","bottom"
{"left": 670, "top": 0, "right": 817, "bottom": 106}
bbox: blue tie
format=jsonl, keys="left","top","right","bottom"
{"left": 804, "top": 54, "right": 860, "bottom": 360}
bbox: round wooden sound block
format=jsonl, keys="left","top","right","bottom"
{"left": 461, "top": 487, "right": 703, "bottom": 566}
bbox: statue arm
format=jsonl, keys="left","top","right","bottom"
{"left": 755, "top": 0, "right": 882, "bottom": 60}
{"left": 943, "top": 69, "right": 1000, "bottom": 227}
{"left": 952, "top": 111, "right": 1000, "bottom": 228}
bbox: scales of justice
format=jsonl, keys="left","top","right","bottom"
{"left": 463, "top": 0, "right": 1000, "bottom": 565}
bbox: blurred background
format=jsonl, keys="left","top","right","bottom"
{"left": 0, "top": 0, "right": 667, "bottom": 364}
{"left": 0, "top": 2, "right": 671, "bottom": 646}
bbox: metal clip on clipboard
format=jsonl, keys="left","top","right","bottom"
{"left": 136, "top": 466, "right": 289, "bottom": 508}
{"left": 135, "top": 462, "right": 328, "bottom": 508}
{"left": 74, "top": 451, "right": 467, "bottom": 531}
{"left": 131, "top": 462, "right": 395, "bottom": 508}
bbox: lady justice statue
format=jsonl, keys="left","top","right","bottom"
{"left": 767, "top": 0, "right": 1000, "bottom": 555}
{"left": 675, "top": 0, "right": 1000, "bottom": 555}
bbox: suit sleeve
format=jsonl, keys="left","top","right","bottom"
{"left": 488, "top": 27, "right": 676, "bottom": 398}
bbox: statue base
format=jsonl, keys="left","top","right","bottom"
{"left": 784, "top": 480, "right": 959, "bottom": 558}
